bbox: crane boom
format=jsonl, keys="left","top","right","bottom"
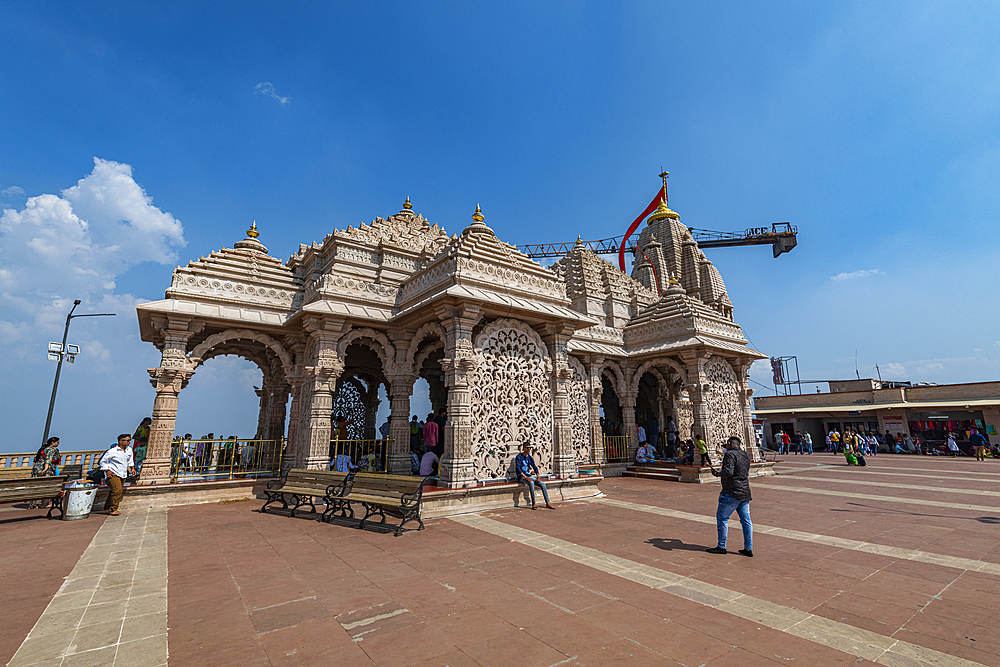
{"left": 517, "top": 222, "right": 797, "bottom": 260}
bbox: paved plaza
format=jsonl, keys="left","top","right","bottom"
{"left": 3, "top": 456, "right": 1000, "bottom": 666}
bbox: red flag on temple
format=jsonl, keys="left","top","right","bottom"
{"left": 618, "top": 174, "right": 668, "bottom": 273}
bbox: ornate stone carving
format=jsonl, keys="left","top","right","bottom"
{"left": 705, "top": 357, "right": 743, "bottom": 447}
{"left": 469, "top": 319, "right": 553, "bottom": 480}
{"left": 567, "top": 356, "right": 591, "bottom": 463}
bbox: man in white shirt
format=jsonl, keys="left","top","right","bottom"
{"left": 99, "top": 434, "right": 136, "bottom": 516}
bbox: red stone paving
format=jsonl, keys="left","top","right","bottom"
{"left": 5, "top": 455, "right": 1000, "bottom": 665}
{"left": 0, "top": 504, "right": 105, "bottom": 665}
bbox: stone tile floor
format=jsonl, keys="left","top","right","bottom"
{"left": 2, "top": 454, "right": 999, "bottom": 665}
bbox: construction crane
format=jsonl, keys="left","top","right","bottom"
{"left": 516, "top": 222, "right": 798, "bottom": 260}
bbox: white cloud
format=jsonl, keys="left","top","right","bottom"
{"left": 254, "top": 82, "right": 291, "bottom": 105}
{"left": 1, "top": 185, "right": 25, "bottom": 198}
{"left": 0, "top": 158, "right": 185, "bottom": 345}
{"left": 830, "top": 269, "right": 880, "bottom": 281}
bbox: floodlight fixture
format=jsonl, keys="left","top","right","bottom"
{"left": 41, "top": 301, "right": 117, "bottom": 447}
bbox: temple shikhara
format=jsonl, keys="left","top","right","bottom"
{"left": 135, "top": 186, "right": 766, "bottom": 489}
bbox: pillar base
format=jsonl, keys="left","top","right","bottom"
{"left": 137, "top": 457, "right": 172, "bottom": 486}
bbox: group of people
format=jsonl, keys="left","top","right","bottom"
{"left": 408, "top": 409, "right": 446, "bottom": 477}
{"left": 173, "top": 433, "right": 256, "bottom": 473}
{"left": 771, "top": 430, "right": 815, "bottom": 455}
{"left": 635, "top": 429, "right": 711, "bottom": 467}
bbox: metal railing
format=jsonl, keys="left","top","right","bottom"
{"left": 329, "top": 439, "right": 390, "bottom": 473}
{"left": 170, "top": 438, "right": 283, "bottom": 482}
{"left": 603, "top": 435, "right": 631, "bottom": 463}
{"left": 0, "top": 450, "right": 105, "bottom": 472}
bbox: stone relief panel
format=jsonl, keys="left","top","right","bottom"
{"left": 469, "top": 319, "right": 554, "bottom": 480}
{"left": 677, "top": 400, "right": 693, "bottom": 440}
{"left": 705, "top": 358, "right": 744, "bottom": 447}
{"left": 567, "top": 356, "right": 591, "bottom": 462}
{"left": 331, "top": 378, "right": 366, "bottom": 441}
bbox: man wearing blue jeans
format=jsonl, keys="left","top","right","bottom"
{"left": 706, "top": 436, "right": 753, "bottom": 557}
{"left": 514, "top": 442, "right": 554, "bottom": 510}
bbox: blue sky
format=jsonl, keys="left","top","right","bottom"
{"left": 3, "top": 2, "right": 1000, "bottom": 452}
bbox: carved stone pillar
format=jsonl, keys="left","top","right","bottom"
{"left": 387, "top": 377, "right": 414, "bottom": 475}
{"left": 284, "top": 381, "right": 302, "bottom": 472}
{"left": 681, "top": 349, "right": 715, "bottom": 464}
{"left": 267, "top": 383, "right": 289, "bottom": 443}
{"left": 362, "top": 382, "right": 380, "bottom": 440}
{"left": 140, "top": 317, "right": 201, "bottom": 485}
{"left": 437, "top": 304, "right": 481, "bottom": 489}
{"left": 255, "top": 381, "right": 270, "bottom": 441}
{"left": 539, "top": 324, "right": 577, "bottom": 478}
{"left": 586, "top": 358, "right": 606, "bottom": 464}
{"left": 298, "top": 317, "right": 347, "bottom": 470}
{"left": 620, "top": 391, "right": 637, "bottom": 460}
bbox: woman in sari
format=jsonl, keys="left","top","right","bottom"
{"left": 843, "top": 436, "right": 858, "bottom": 466}
{"left": 28, "top": 437, "right": 60, "bottom": 508}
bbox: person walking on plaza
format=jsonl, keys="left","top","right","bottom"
{"left": 131, "top": 417, "right": 151, "bottom": 479}
{"left": 803, "top": 431, "right": 813, "bottom": 454}
{"left": 99, "top": 434, "right": 135, "bottom": 516}
{"left": 781, "top": 431, "right": 791, "bottom": 455}
{"left": 946, "top": 433, "right": 960, "bottom": 457}
{"left": 971, "top": 428, "right": 989, "bottom": 461}
{"left": 774, "top": 430, "right": 785, "bottom": 454}
{"left": 830, "top": 429, "right": 841, "bottom": 453}
{"left": 515, "top": 442, "right": 554, "bottom": 510}
{"left": 694, "top": 434, "right": 710, "bottom": 466}
{"left": 706, "top": 436, "right": 753, "bottom": 557}
{"left": 791, "top": 431, "right": 802, "bottom": 455}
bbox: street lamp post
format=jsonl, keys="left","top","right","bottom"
{"left": 41, "top": 300, "right": 117, "bottom": 446}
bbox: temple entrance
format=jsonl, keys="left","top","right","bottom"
{"left": 330, "top": 342, "right": 389, "bottom": 472}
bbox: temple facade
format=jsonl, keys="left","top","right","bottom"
{"left": 135, "top": 195, "right": 766, "bottom": 487}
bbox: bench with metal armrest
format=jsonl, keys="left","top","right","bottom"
{"left": 325, "top": 473, "right": 432, "bottom": 536}
{"left": 259, "top": 469, "right": 352, "bottom": 518}
{"left": 0, "top": 475, "right": 72, "bottom": 518}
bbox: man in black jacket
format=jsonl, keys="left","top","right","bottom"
{"left": 706, "top": 436, "right": 754, "bottom": 557}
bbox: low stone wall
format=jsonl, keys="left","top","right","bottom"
{"left": 421, "top": 475, "right": 604, "bottom": 519}
{"left": 676, "top": 461, "right": 775, "bottom": 484}
{"left": 102, "top": 479, "right": 261, "bottom": 511}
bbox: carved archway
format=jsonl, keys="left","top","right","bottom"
{"left": 337, "top": 327, "right": 396, "bottom": 372}
{"left": 404, "top": 321, "right": 447, "bottom": 375}
{"left": 189, "top": 328, "right": 293, "bottom": 375}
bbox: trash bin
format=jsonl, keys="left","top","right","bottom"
{"left": 62, "top": 482, "right": 98, "bottom": 520}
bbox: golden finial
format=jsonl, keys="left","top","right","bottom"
{"left": 574, "top": 235, "right": 583, "bottom": 248}
{"left": 472, "top": 204, "right": 485, "bottom": 223}
{"left": 246, "top": 221, "right": 260, "bottom": 238}
{"left": 668, "top": 274, "right": 680, "bottom": 286}
{"left": 402, "top": 197, "right": 412, "bottom": 210}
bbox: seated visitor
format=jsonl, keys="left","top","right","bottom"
{"left": 635, "top": 442, "right": 655, "bottom": 464}
{"left": 514, "top": 442, "right": 554, "bottom": 510}
{"left": 419, "top": 449, "right": 439, "bottom": 476}
{"left": 410, "top": 446, "right": 421, "bottom": 475}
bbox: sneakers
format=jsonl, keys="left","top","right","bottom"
{"left": 739, "top": 549, "right": 753, "bottom": 557}
{"left": 705, "top": 547, "right": 727, "bottom": 555}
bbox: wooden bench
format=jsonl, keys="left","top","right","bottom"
{"left": 0, "top": 475, "right": 71, "bottom": 518}
{"left": 0, "top": 464, "right": 82, "bottom": 481}
{"left": 260, "top": 469, "right": 351, "bottom": 518}
{"left": 325, "top": 473, "right": 431, "bottom": 536}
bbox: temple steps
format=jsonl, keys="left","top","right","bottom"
{"left": 622, "top": 462, "right": 682, "bottom": 482}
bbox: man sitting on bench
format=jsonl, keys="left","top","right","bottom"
{"left": 515, "top": 442, "right": 554, "bottom": 510}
